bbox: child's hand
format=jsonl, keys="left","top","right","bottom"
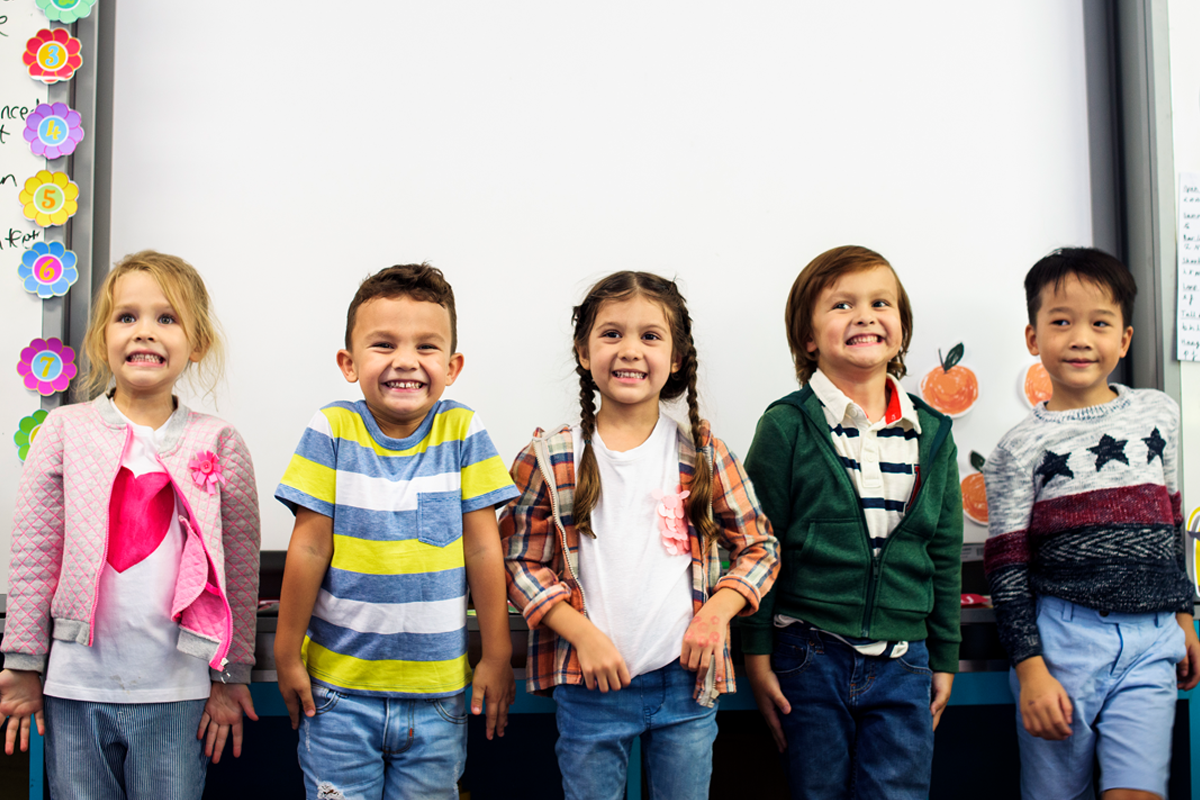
{"left": 576, "top": 624, "right": 631, "bottom": 693}
{"left": 744, "top": 654, "right": 790, "bottom": 752}
{"left": 470, "top": 655, "right": 515, "bottom": 740}
{"left": 681, "top": 589, "right": 746, "bottom": 687}
{"left": 930, "top": 672, "right": 954, "bottom": 731}
{"left": 1014, "top": 656, "right": 1073, "bottom": 740}
{"left": 1176, "top": 612, "right": 1200, "bottom": 691}
{"left": 276, "top": 658, "right": 316, "bottom": 730}
{"left": 0, "top": 669, "right": 45, "bottom": 755}
{"left": 199, "top": 682, "right": 259, "bottom": 763}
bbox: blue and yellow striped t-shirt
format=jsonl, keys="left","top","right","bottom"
{"left": 275, "top": 399, "right": 518, "bottom": 698}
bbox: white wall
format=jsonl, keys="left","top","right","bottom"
{"left": 92, "top": 2, "right": 1099, "bottom": 556}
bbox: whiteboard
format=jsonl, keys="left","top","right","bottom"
{"left": 0, "top": 4, "right": 50, "bottom": 594}
{"left": 96, "top": 1, "right": 1095, "bottom": 557}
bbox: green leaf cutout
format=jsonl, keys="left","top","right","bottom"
{"left": 970, "top": 450, "right": 986, "bottom": 472}
{"left": 941, "top": 342, "right": 965, "bottom": 372}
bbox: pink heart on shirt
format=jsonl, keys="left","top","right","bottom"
{"left": 107, "top": 467, "right": 175, "bottom": 573}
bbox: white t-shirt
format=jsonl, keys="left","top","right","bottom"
{"left": 573, "top": 416, "right": 694, "bottom": 679}
{"left": 44, "top": 410, "right": 212, "bottom": 702}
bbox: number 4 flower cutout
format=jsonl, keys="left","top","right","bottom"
{"left": 23, "top": 28, "right": 83, "bottom": 85}
{"left": 18, "top": 170, "right": 79, "bottom": 227}
{"left": 18, "top": 337, "right": 77, "bottom": 396}
{"left": 24, "top": 102, "right": 84, "bottom": 159}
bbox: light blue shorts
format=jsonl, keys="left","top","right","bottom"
{"left": 1010, "top": 595, "right": 1186, "bottom": 800}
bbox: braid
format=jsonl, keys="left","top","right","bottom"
{"left": 574, "top": 365, "right": 601, "bottom": 538}
{"left": 681, "top": 342, "right": 718, "bottom": 550}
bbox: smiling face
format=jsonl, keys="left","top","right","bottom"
{"left": 805, "top": 265, "right": 904, "bottom": 387}
{"left": 105, "top": 271, "right": 201, "bottom": 408}
{"left": 578, "top": 295, "right": 680, "bottom": 422}
{"left": 337, "top": 295, "right": 463, "bottom": 439}
{"left": 1026, "top": 273, "right": 1132, "bottom": 410}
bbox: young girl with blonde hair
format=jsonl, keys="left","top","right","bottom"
{"left": 0, "top": 250, "right": 261, "bottom": 799}
{"left": 501, "top": 271, "right": 778, "bottom": 799}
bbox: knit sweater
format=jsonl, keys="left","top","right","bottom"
{"left": 741, "top": 386, "right": 964, "bottom": 673}
{"left": 983, "top": 385, "right": 1194, "bottom": 665}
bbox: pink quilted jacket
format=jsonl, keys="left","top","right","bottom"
{"left": 1, "top": 395, "right": 261, "bottom": 683}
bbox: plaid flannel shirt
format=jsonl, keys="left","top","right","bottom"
{"left": 500, "top": 423, "right": 778, "bottom": 706}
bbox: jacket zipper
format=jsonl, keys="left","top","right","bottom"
{"left": 533, "top": 436, "right": 590, "bottom": 619}
{"left": 168, "top": 463, "right": 235, "bottom": 671}
{"left": 794, "top": 394, "right": 950, "bottom": 638}
{"left": 87, "top": 426, "right": 133, "bottom": 646}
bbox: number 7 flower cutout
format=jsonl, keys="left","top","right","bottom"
{"left": 18, "top": 337, "right": 77, "bottom": 396}
{"left": 23, "top": 28, "right": 83, "bottom": 85}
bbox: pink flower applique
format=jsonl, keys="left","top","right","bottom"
{"left": 189, "top": 450, "right": 226, "bottom": 495}
{"left": 654, "top": 486, "right": 691, "bottom": 556}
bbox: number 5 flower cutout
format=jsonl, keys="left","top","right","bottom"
{"left": 19, "top": 241, "right": 78, "bottom": 298}
{"left": 36, "top": 0, "right": 97, "bottom": 24}
{"left": 24, "top": 102, "right": 84, "bottom": 159}
{"left": 18, "top": 337, "right": 77, "bottom": 396}
{"left": 23, "top": 28, "right": 83, "bottom": 84}
{"left": 14, "top": 409, "right": 49, "bottom": 462}
{"left": 18, "top": 170, "right": 79, "bottom": 227}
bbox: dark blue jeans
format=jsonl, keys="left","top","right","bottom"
{"left": 773, "top": 624, "right": 934, "bottom": 800}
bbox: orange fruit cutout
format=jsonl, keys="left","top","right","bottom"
{"left": 961, "top": 450, "right": 988, "bottom": 525}
{"left": 920, "top": 342, "right": 979, "bottom": 416}
{"left": 1023, "top": 362, "right": 1052, "bottom": 407}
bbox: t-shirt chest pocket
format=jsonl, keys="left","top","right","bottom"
{"left": 416, "top": 491, "right": 463, "bottom": 548}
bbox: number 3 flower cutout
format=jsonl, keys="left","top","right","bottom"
{"left": 14, "top": 409, "right": 49, "bottom": 462}
{"left": 23, "top": 28, "right": 83, "bottom": 84}
{"left": 18, "top": 170, "right": 79, "bottom": 227}
{"left": 24, "top": 102, "right": 84, "bottom": 159}
{"left": 36, "top": 0, "right": 97, "bottom": 24}
{"left": 19, "top": 241, "right": 78, "bottom": 298}
{"left": 18, "top": 337, "right": 77, "bottom": 396}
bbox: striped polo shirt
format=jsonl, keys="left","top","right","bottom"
{"left": 275, "top": 399, "right": 519, "bottom": 698}
{"left": 809, "top": 369, "right": 921, "bottom": 553}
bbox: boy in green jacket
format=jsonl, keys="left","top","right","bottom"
{"left": 743, "top": 245, "right": 963, "bottom": 799}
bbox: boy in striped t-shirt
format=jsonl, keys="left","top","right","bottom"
{"left": 742, "top": 246, "right": 963, "bottom": 799}
{"left": 274, "top": 264, "right": 519, "bottom": 799}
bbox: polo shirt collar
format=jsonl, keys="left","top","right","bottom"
{"left": 809, "top": 369, "right": 922, "bottom": 434}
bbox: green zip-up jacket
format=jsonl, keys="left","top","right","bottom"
{"left": 740, "top": 386, "right": 963, "bottom": 673}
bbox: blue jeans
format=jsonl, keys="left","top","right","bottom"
{"left": 773, "top": 625, "right": 934, "bottom": 800}
{"left": 43, "top": 696, "right": 209, "bottom": 800}
{"left": 297, "top": 685, "right": 467, "bottom": 800}
{"left": 1013, "top": 596, "right": 1185, "bottom": 800}
{"left": 553, "top": 659, "right": 718, "bottom": 800}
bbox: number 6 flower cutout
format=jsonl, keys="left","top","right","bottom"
{"left": 19, "top": 241, "right": 78, "bottom": 298}
{"left": 18, "top": 337, "right": 77, "bottom": 396}
{"left": 14, "top": 409, "right": 49, "bottom": 462}
{"left": 23, "top": 28, "right": 83, "bottom": 85}
{"left": 36, "top": 0, "right": 98, "bottom": 24}
{"left": 23, "top": 102, "right": 84, "bottom": 159}
{"left": 18, "top": 170, "right": 79, "bottom": 227}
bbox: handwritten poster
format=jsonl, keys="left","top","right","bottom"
{"left": 1177, "top": 172, "right": 1200, "bottom": 361}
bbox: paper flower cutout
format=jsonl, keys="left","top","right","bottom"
{"left": 18, "top": 337, "right": 76, "bottom": 396}
{"left": 654, "top": 486, "right": 691, "bottom": 556}
{"left": 23, "top": 102, "right": 84, "bottom": 159}
{"left": 18, "top": 171, "right": 79, "bottom": 227}
{"left": 22, "top": 28, "right": 82, "bottom": 84}
{"left": 14, "top": 409, "right": 49, "bottom": 462}
{"left": 190, "top": 450, "right": 226, "bottom": 495}
{"left": 19, "top": 241, "right": 78, "bottom": 298}
{"left": 36, "top": 0, "right": 97, "bottom": 24}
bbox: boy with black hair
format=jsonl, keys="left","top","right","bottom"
{"left": 985, "top": 247, "right": 1200, "bottom": 800}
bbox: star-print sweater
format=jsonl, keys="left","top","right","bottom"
{"left": 983, "top": 385, "right": 1194, "bottom": 665}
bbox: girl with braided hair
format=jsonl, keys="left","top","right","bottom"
{"left": 500, "top": 271, "right": 778, "bottom": 800}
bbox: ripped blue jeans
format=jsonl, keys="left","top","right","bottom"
{"left": 297, "top": 685, "right": 467, "bottom": 800}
